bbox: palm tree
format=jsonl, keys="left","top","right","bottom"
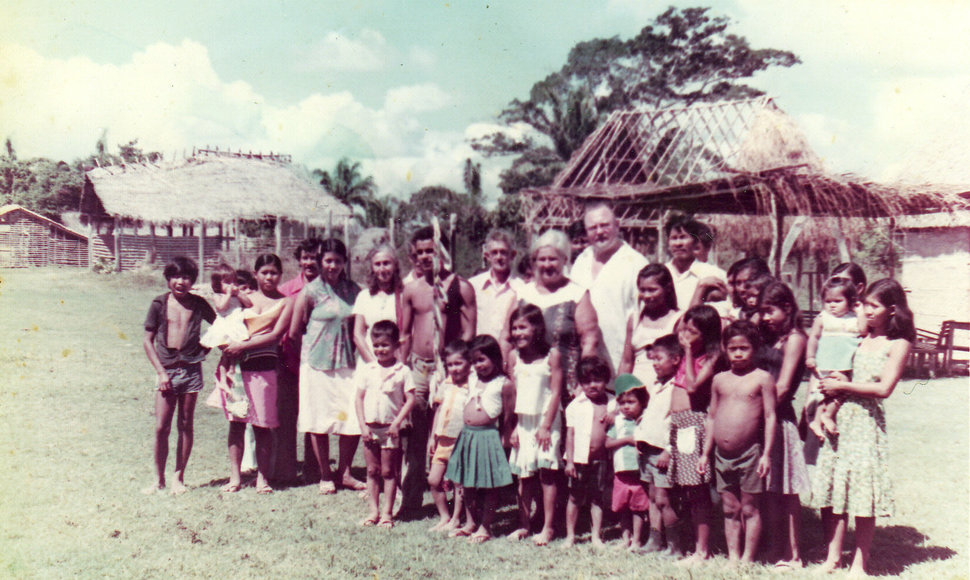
{"left": 313, "top": 158, "right": 377, "bottom": 223}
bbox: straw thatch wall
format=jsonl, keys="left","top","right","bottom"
{"left": 0, "top": 205, "right": 88, "bottom": 268}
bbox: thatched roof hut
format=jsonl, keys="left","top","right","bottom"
{"left": 82, "top": 154, "right": 351, "bottom": 226}
{"left": 79, "top": 152, "right": 352, "bottom": 272}
{"left": 521, "top": 96, "right": 970, "bottom": 272}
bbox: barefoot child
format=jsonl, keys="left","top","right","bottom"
{"left": 699, "top": 321, "right": 777, "bottom": 564}
{"left": 606, "top": 374, "right": 649, "bottom": 551}
{"left": 143, "top": 257, "right": 216, "bottom": 494}
{"left": 758, "top": 282, "right": 811, "bottom": 568}
{"left": 632, "top": 334, "right": 681, "bottom": 554}
{"left": 563, "top": 356, "right": 615, "bottom": 548}
{"left": 507, "top": 304, "right": 564, "bottom": 546}
{"left": 354, "top": 321, "right": 416, "bottom": 528}
{"left": 805, "top": 277, "right": 862, "bottom": 438}
{"left": 428, "top": 340, "right": 472, "bottom": 532}
{"left": 669, "top": 305, "right": 723, "bottom": 562}
{"left": 444, "top": 335, "right": 514, "bottom": 543}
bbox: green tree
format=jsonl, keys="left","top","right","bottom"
{"left": 473, "top": 6, "right": 800, "bottom": 194}
{"left": 118, "top": 139, "right": 162, "bottom": 164}
{"left": 396, "top": 185, "right": 490, "bottom": 277}
{"left": 313, "top": 158, "right": 379, "bottom": 225}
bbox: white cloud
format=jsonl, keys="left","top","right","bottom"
{"left": 0, "top": 39, "right": 506, "bottom": 203}
{"left": 408, "top": 46, "right": 437, "bottom": 70}
{"left": 298, "top": 29, "right": 388, "bottom": 72}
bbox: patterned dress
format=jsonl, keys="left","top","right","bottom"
{"left": 811, "top": 338, "right": 895, "bottom": 517}
{"left": 516, "top": 281, "right": 585, "bottom": 400}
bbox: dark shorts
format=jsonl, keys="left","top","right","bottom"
{"left": 637, "top": 444, "right": 671, "bottom": 489}
{"left": 568, "top": 458, "right": 612, "bottom": 506}
{"left": 158, "top": 363, "right": 203, "bottom": 396}
{"left": 715, "top": 443, "right": 764, "bottom": 495}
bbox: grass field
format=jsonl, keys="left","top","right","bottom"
{"left": 0, "top": 268, "right": 967, "bottom": 579}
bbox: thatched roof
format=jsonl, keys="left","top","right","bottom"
{"left": 83, "top": 155, "right": 352, "bottom": 225}
{"left": 0, "top": 204, "right": 88, "bottom": 239}
{"left": 521, "top": 97, "right": 970, "bottom": 232}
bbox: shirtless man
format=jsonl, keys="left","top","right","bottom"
{"left": 143, "top": 257, "right": 215, "bottom": 494}
{"left": 399, "top": 225, "right": 476, "bottom": 512}
{"left": 699, "top": 321, "right": 776, "bottom": 565}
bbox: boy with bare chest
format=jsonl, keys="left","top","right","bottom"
{"left": 699, "top": 321, "right": 776, "bottom": 564}
{"left": 143, "top": 257, "right": 215, "bottom": 494}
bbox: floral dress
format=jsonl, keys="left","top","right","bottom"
{"left": 811, "top": 338, "right": 894, "bottom": 517}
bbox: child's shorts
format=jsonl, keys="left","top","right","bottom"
{"left": 637, "top": 444, "right": 671, "bottom": 489}
{"left": 365, "top": 424, "right": 400, "bottom": 450}
{"left": 568, "top": 458, "right": 612, "bottom": 506}
{"left": 158, "top": 363, "right": 204, "bottom": 396}
{"left": 431, "top": 435, "right": 458, "bottom": 464}
{"left": 612, "top": 470, "right": 649, "bottom": 513}
{"left": 715, "top": 443, "right": 764, "bottom": 495}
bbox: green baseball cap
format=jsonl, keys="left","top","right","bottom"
{"left": 614, "top": 373, "right": 645, "bottom": 396}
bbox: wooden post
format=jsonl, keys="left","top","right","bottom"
{"left": 150, "top": 223, "right": 157, "bottom": 265}
{"left": 234, "top": 218, "right": 242, "bottom": 266}
{"left": 303, "top": 216, "right": 309, "bottom": 240}
{"left": 887, "top": 217, "right": 897, "bottom": 279}
{"left": 113, "top": 218, "right": 122, "bottom": 272}
{"left": 343, "top": 215, "right": 350, "bottom": 249}
{"left": 198, "top": 219, "right": 206, "bottom": 281}
{"left": 768, "top": 192, "right": 784, "bottom": 278}
{"left": 86, "top": 223, "right": 95, "bottom": 270}
{"left": 275, "top": 216, "right": 283, "bottom": 256}
{"left": 656, "top": 208, "right": 668, "bottom": 263}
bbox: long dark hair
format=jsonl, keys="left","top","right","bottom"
{"left": 509, "top": 303, "right": 551, "bottom": 358}
{"left": 319, "top": 238, "right": 349, "bottom": 282}
{"left": 759, "top": 281, "right": 803, "bottom": 339}
{"left": 637, "top": 264, "right": 678, "bottom": 315}
{"left": 254, "top": 253, "right": 282, "bottom": 272}
{"left": 682, "top": 305, "right": 722, "bottom": 358}
{"left": 469, "top": 334, "right": 505, "bottom": 381}
{"left": 865, "top": 279, "right": 916, "bottom": 342}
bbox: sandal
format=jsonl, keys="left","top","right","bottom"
{"left": 256, "top": 484, "right": 274, "bottom": 495}
{"left": 449, "top": 527, "right": 474, "bottom": 538}
{"left": 220, "top": 483, "right": 241, "bottom": 493}
{"left": 377, "top": 518, "right": 394, "bottom": 529}
{"left": 359, "top": 515, "right": 379, "bottom": 527}
{"left": 318, "top": 481, "right": 337, "bottom": 495}
{"left": 468, "top": 532, "right": 491, "bottom": 544}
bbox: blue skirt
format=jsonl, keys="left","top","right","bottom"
{"left": 444, "top": 425, "right": 513, "bottom": 489}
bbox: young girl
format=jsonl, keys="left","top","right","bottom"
{"left": 428, "top": 340, "right": 473, "bottom": 533}
{"left": 444, "top": 335, "right": 514, "bottom": 544}
{"left": 354, "top": 320, "right": 415, "bottom": 528}
{"left": 619, "top": 264, "right": 682, "bottom": 386}
{"left": 506, "top": 303, "right": 564, "bottom": 546}
{"left": 670, "top": 305, "right": 722, "bottom": 565}
{"left": 758, "top": 282, "right": 811, "bottom": 569}
{"left": 805, "top": 277, "right": 863, "bottom": 438}
{"left": 812, "top": 279, "right": 913, "bottom": 576}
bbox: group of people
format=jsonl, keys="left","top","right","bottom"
{"left": 143, "top": 203, "right": 914, "bottom": 575}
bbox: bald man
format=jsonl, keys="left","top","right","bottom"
{"left": 570, "top": 203, "right": 648, "bottom": 372}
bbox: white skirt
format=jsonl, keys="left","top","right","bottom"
{"left": 297, "top": 365, "right": 361, "bottom": 436}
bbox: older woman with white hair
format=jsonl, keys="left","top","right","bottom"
{"left": 512, "top": 229, "right": 601, "bottom": 401}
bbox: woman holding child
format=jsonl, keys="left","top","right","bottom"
{"left": 811, "top": 278, "right": 914, "bottom": 576}
{"left": 290, "top": 238, "right": 366, "bottom": 494}
{"left": 220, "top": 253, "right": 294, "bottom": 494}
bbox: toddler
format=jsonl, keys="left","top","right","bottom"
{"left": 606, "top": 373, "right": 649, "bottom": 551}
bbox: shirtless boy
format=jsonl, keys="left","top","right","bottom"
{"left": 399, "top": 226, "right": 476, "bottom": 511}
{"left": 143, "top": 257, "right": 215, "bottom": 494}
{"left": 699, "top": 321, "right": 776, "bottom": 564}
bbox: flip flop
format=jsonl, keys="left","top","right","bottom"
{"left": 467, "top": 532, "right": 491, "bottom": 544}
{"left": 220, "top": 483, "right": 241, "bottom": 493}
{"left": 359, "top": 516, "right": 379, "bottom": 527}
{"left": 377, "top": 518, "right": 394, "bottom": 529}
{"left": 449, "top": 527, "right": 473, "bottom": 538}
{"left": 256, "top": 484, "right": 274, "bottom": 495}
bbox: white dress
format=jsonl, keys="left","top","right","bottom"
{"left": 508, "top": 353, "right": 562, "bottom": 477}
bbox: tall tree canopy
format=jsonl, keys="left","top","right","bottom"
{"left": 473, "top": 6, "right": 800, "bottom": 194}
{"left": 313, "top": 158, "right": 379, "bottom": 225}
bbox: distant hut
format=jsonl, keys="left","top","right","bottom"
{"left": 80, "top": 150, "right": 352, "bottom": 274}
{"left": 0, "top": 204, "right": 89, "bottom": 268}
{"left": 520, "top": 97, "right": 967, "bottom": 279}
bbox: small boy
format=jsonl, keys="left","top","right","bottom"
{"left": 563, "top": 356, "right": 616, "bottom": 548}
{"left": 699, "top": 321, "right": 777, "bottom": 564}
{"left": 143, "top": 256, "right": 216, "bottom": 495}
{"left": 633, "top": 334, "right": 681, "bottom": 555}
{"left": 355, "top": 320, "right": 417, "bottom": 528}
{"left": 428, "top": 340, "right": 472, "bottom": 533}
{"left": 605, "top": 374, "right": 649, "bottom": 551}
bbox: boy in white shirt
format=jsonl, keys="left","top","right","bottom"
{"left": 354, "top": 320, "right": 416, "bottom": 529}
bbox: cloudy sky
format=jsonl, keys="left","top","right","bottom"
{"left": 2, "top": 1, "right": 969, "bottom": 202}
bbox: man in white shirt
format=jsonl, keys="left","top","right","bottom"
{"left": 571, "top": 203, "right": 649, "bottom": 372}
{"left": 664, "top": 215, "right": 727, "bottom": 310}
{"left": 468, "top": 230, "right": 521, "bottom": 341}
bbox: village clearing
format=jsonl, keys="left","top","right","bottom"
{"left": 0, "top": 268, "right": 966, "bottom": 579}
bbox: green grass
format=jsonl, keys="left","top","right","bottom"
{"left": 0, "top": 268, "right": 967, "bottom": 579}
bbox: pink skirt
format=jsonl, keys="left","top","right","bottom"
{"left": 219, "top": 368, "right": 280, "bottom": 429}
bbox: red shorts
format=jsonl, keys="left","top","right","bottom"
{"left": 612, "top": 471, "right": 649, "bottom": 513}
